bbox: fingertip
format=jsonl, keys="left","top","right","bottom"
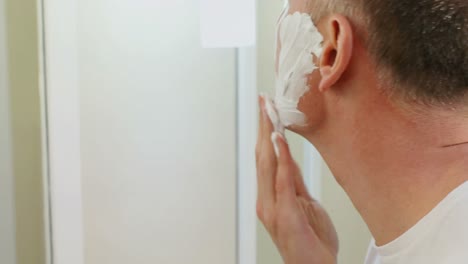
{"left": 271, "top": 133, "right": 280, "bottom": 158}
{"left": 271, "top": 132, "right": 288, "bottom": 156}
{"left": 258, "top": 94, "right": 265, "bottom": 106}
{"left": 258, "top": 95, "right": 266, "bottom": 124}
{"left": 273, "top": 132, "right": 292, "bottom": 160}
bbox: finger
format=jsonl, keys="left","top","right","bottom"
{"left": 256, "top": 95, "right": 265, "bottom": 211}
{"left": 261, "top": 98, "right": 277, "bottom": 166}
{"left": 269, "top": 132, "right": 312, "bottom": 200}
{"left": 256, "top": 95, "right": 265, "bottom": 161}
{"left": 272, "top": 132, "right": 297, "bottom": 205}
{"left": 294, "top": 169, "right": 313, "bottom": 200}
{"left": 258, "top": 102, "right": 278, "bottom": 210}
{"left": 258, "top": 95, "right": 265, "bottom": 140}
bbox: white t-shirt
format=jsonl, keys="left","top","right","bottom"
{"left": 365, "top": 181, "right": 468, "bottom": 264}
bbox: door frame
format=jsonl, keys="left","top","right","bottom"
{"left": 236, "top": 47, "right": 258, "bottom": 264}
{"left": 38, "top": 0, "right": 85, "bottom": 263}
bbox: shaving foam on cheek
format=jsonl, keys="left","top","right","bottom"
{"left": 273, "top": 8, "right": 324, "bottom": 127}
{"left": 265, "top": 97, "right": 285, "bottom": 135}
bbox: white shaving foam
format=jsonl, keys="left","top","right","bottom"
{"left": 265, "top": 97, "right": 285, "bottom": 134}
{"left": 273, "top": 8, "right": 324, "bottom": 128}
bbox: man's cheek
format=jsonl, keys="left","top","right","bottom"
{"left": 296, "top": 87, "right": 326, "bottom": 133}
{"left": 288, "top": 0, "right": 309, "bottom": 14}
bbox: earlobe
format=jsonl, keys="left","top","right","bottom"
{"left": 318, "top": 15, "right": 354, "bottom": 92}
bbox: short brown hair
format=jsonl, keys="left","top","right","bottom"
{"left": 312, "top": 0, "right": 468, "bottom": 105}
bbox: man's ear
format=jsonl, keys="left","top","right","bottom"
{"left": 318, "top": 14, "right": 353, "bottom": 92}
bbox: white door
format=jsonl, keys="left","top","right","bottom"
{"left": 42, "top": 0, "right": 249, "bottom": 263}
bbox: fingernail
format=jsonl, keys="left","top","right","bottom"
{"left": 271, "top": 132, "right": 282, "bottom": 158}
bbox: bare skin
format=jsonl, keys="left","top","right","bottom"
{"left": 256, "top": 0, "right": 468, "bottom": 263}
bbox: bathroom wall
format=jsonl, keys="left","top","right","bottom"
{"left": 5, "top": 0, "right": 46, "bottom": 263}
{"left": 0, "top": 0, "right": 16, "bottom": 262}
{"left": 322, "top": 165, "right": 372, "bottom": 263}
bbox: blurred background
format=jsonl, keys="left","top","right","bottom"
{"left": 0, "top": 0, "right": 370, "bottom": 264}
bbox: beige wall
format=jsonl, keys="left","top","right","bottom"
{"left": 5, "top": 0, "right": 46, "bottom": 263}
{"left": 321, "top": 165, "right": 372, "bottom": 263}
{"left": 0, "top": 0, "right": 15, "bottom": 262}
{"left": 256, "top": 0, "right": 371, "bottom": 263}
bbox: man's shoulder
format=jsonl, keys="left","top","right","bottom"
{"left": 364, "top": 182, "right": 468, "bottom": 264}
{"left": 410, "top": 186, "right": 468, "bottom": 263}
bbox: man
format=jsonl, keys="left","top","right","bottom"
{"left": 255, "top": 0, "right": 468, "bottom": 263}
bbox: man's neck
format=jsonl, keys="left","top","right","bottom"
{"left": 309, "top": 98, "right": 468, "bottom": 246}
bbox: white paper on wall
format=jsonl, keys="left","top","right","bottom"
{"left": 200, "top": 0, "right": 256, "bottom": 48}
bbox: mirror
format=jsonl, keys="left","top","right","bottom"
{"left": 0, "top": 0, "right": 371, "bottom": 263}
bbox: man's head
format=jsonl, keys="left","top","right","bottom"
{"left": 271, "top": 1, "right": 468, "bottom": 243}
{"left": 282, "top": 0, "right": 468, "bottom": 141}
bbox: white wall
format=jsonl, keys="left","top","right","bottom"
{"left": 0, "top": 0, "right": 16, "bottom": 262}
{"left": 73, "top": 1, "right": 237, "bottom": 263}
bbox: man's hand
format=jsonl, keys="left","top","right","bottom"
{"left": 256, "top": 96, "right": 339, "bottom": 264}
